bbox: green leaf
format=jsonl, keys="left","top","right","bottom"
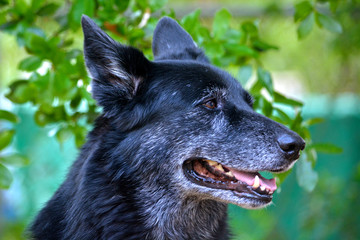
{"left": 213, "top": 8, "right": 231, "bottom": 39}
{"left": 34, "top": 109, "right": 50, "bottom": 126}
{"left": 224, "top": 44, "right": 258, "bottom": 57}
{"left": 69, "top": 0, "right": 95, "bottom": 29}
{"left": 56, "top": 127, "right": 73, "bottom": 144}
{"left": 19, "top": 56, "right": 43, "bottom": 71}
{"left": 241, "top": 21, "right": 258, "bottom": 39}
{"left": 203, "top": 42, "right": 225, "bottom": 61}
{"left": 303, "top": 117, "right": 324, "bottom": 126}
{"left": 273, "top": 107, "right": 292, "bottom": 124}
{"left": 296, "top": 153, "right": 318, "bottom": 192}
{"left": 37, "top": 3, "right": 60, "bottom": 16}
{"left": 14, "top": 0, "right": 28, "bottom": 15}
{"left": 72, "top": 126, "right": 88, "bottom": 148}
{"left": 149, "top": 0, "right": 167, "bottom": 11}
{"left": 252, "top": 39, "right": 279, "bottom": 52}
{"left": 0, "top": 129, "right": 15, "bottom": 151}
{"left": 310, "top": 143, "right": 343, "bottom": 154}
{"left": 31, "top": 0, "right": 45, "bottom": 11}
{"left": 114, "top": 0, "right": 130, "bottom": 12}
{"left": 181, "top": 9, "right": 201, "bottom": 36}
{"left": 0, "top": 110, "right": 19, "bottom": 123}
{"left": 261, "top": 97, "right": 273, "bottom": 117}
{"left": 329, "top": 0, "right": 341, "bottom": 13}
{"left": 274, "top": 91, "right": 303, "bottom": 107}
{"left": 257, "top": 67, "right": 273, "bottom": 95}
{"left": 24, "top": 33, "right": 49, "bottom": 56}
{"left": 294, "top": 1, "right": 313, "bottom": 22}
{"left": 0, "top": 154, "right": 29, "bottom": 167}
{"left": 238, "top": 65, "right": 252, "bottom": 86}
{"left": 0, "top": 163, "right": 12, "bottom": 189}
{"left": 291, "top": 111, "right": 303, "bottom": 132}
{"left": 6, "top": 80, "right": 35, "bottom": 104}
{"left": 297, "top": 12, "right": 314, "bottom": 39}
{"left": 0, "top": 0, "right": 9, "bottom": 7}
{"left": 316, "top": 13, "right": 342, "bottom": 34}
{"left": 249, "top": 79, "right": 263, "bottom": 96}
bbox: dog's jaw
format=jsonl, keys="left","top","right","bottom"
{"left": 180, "top": 156, "right": 300, "bottom": 209}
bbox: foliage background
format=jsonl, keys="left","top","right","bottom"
{"left": 0, "top": 0, "right": 359, "bottom": 239}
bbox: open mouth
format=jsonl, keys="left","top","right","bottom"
{"left": 183, "top": 159, "right": 277, "bottom": 202}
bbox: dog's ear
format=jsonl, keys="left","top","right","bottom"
{"left": 152, "top": 17, "right": 209, "bottom": 63}
{"left": 81, "top": 15, "right": 149, "bottom": 116}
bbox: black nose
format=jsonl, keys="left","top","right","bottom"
{"left": 277, "top": 134, "right": 305, "bottom": 160}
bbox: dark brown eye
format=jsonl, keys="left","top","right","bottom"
{"left": 203, "top": 99, "right": 217, "bottom": 109}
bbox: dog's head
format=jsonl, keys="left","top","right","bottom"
{"left": 81, "top": 16, "right": 305, "bottom": 209}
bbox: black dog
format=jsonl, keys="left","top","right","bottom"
{"left": 30, "top": 16, "right": 305, "bottom": 240}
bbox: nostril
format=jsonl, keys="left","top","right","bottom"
{"left": 281, "top": 142, "right": 296, "bottom": 152}
{"left": 277, "top": 134, "right": 305, "bottom": 160}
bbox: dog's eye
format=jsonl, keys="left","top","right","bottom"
{"left": 203, "top": 99, "right": 217, "bottom": 109}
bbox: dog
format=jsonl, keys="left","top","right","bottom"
{"left": 30, "top": 15, "right": 305, "bottom": 240}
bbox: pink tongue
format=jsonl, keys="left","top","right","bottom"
{"left": 230, "top": 169, "right": 277, "bottom": 192}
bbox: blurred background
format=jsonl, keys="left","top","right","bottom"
{"left": 0, "top": 0, "right": 359, "bottom": 239}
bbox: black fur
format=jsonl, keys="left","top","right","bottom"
{"left": 29, "top": 16, "right": 305, "bottom": 240}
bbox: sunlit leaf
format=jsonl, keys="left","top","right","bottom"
{"left": 303, "top": 117, "right": 324, "bottom": 126}
{"left": 19, "top": 56, "right": 43, "bottom": 71}
{"left": 238, "top": 65, "right": 252, "bottom": 86}
{"left": 241, "top": 21, "right": 258, "bottom": 38}
{"left": 257, "top": 67, "right": 273, "bottom": 95}
{"left": 274, "top": 91, "right": 303, "bottom": 107}
{"left": 252, "top": 39, "right": 278, "bottom": 52}
{"left": 149, "top": 0, "right": 167, "bottom": 11}
{"left": 0, "top": 129, "right": 15, "bottom": 151}
{"left": 181, "top": 9, "right": 201, "bottom": 36}
{"left": 213, "top": 8, "right": 231, "bottom": 39}
{"left": 37, "top": 3, "right": 59, "bottom": 16}
{"left": 56, "top": 127, "right": 73, "bottom": 145}
{"left": 310, "top": 143, "right": 343, "bottom": 154}
{"left": 69, "top": 0, "right": 95, "bottom": 29}
{"left": 0, "top": 163, "right": 12, "bottom": 189}
{"left": 316, "top": 13, "right": 342, "bottom": 34}
{"left": 224, "top": 44, "right": 258, "bottom": 57}
{"left": 291, "top": 111, "right": 303, "bottom": 132}
{"left": 0, "top": 110, "right": 19, "bottom": 123}
{"left": 273, "top": 107, "right": 292, "bottom": 123}
{"left": 297, "top": 12, "right": 314, "bottom": 39}
{"left": 294, "top": 1, "right": 313, "bottom": 22}
{"left": 0, "top": 154, "right": 30, "bottom": 167}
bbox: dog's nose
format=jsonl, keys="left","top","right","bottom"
{"left": 277, "top": 134, "right": 305, "bottom": 160}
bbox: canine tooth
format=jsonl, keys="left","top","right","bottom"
{"left": 206, "top": 160, "right": 218, "bottom": 166}
{"left": 215, "top": 164, "right": 225, "bottom": 172}
{"left": 225, "top": 171, "right": 234, "bottom": 177}
{"left": 252, "top": 175, "right": 260, "bottom": 188}
{"left": 260, "top": 186, "right": 266, "bottom": 191}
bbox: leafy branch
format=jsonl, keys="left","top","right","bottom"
{"left": 0, "top": 0, "right": 342, "bottom": 190}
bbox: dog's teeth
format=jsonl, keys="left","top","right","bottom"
{"left": 215, "top": 164, "right": 225, "bottom": 172}
{"left": 206, "top": 160, "right": 218, "bottom": 166}
{"left": 252, "top": 175, "right": 260, "bottom": 189}
{"left": 225, "top": 171, "right": 234, "bottom": 177}
{"left": 260, "top": 186, "right": 265, "bottom": 191}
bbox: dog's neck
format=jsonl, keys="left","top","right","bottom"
{"left": 138, "top": 188, "right": 229, "bottom": 240}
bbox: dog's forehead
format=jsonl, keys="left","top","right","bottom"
{"left": 151, "top": 61, "right": 246, "bottom": 101}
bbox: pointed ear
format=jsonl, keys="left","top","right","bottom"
{"left": 81, "top": 15, "right": 150, "bottom": 116}
{"left": 152, "top": 17, "right": 209, "bottom": 63}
